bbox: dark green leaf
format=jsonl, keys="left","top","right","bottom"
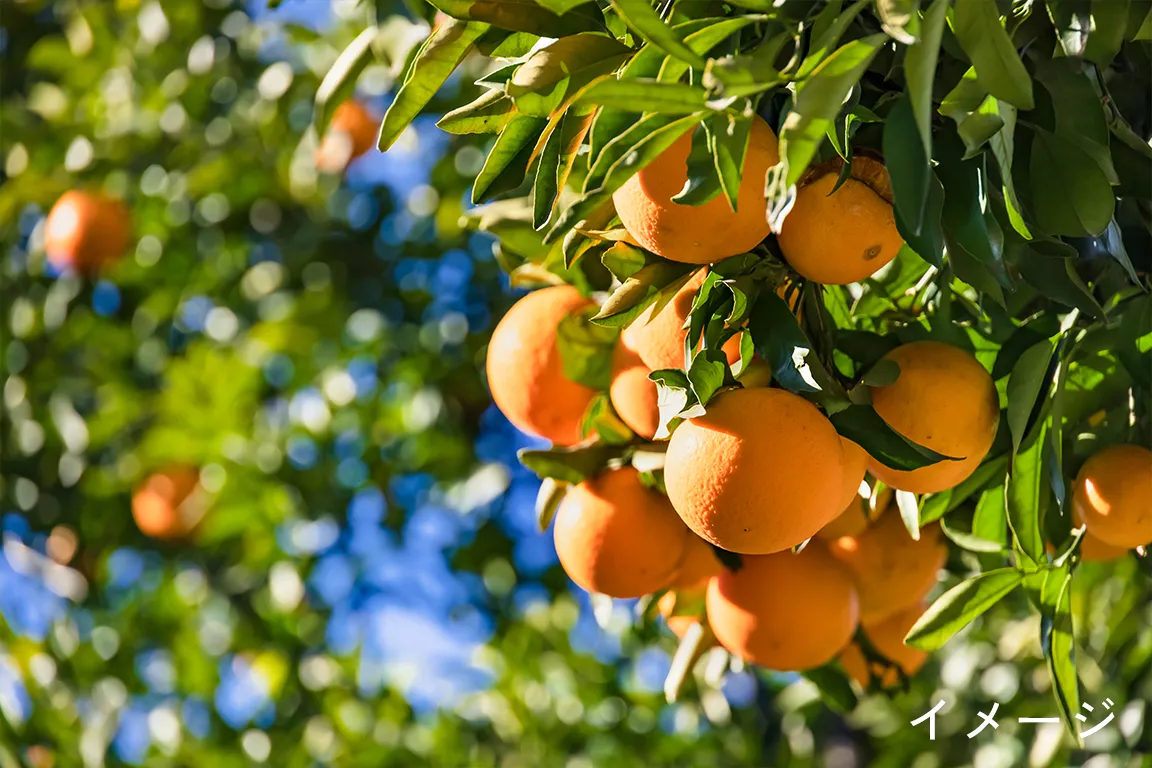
{"left": 905, "top": 568, "right": 1024, "bottom": 651}
{"left": 895, "top": 171, "right": 945, "bottom": 268}
{"left": 671, "top": 123, "right": 723, "bottom": 206}
{"left": 904, "top": 0, "right": 949, "bottom": 155}
{"left": 1029, "top": 127, "right": 1115, "bottom": 237}
{"left": 473, "top": 114, "right": 548, "bottom": 203}
{"left": 1006, "top": 338, "right": 1056, "bottom": 454}
{"left": 1013, "top": 240, "right": 1107, "bottom": 319}
{"left": 1034, "top": 58, "right": 1117, "bottom": 184}
{"left": 951, "top": 0, "right": 1034, "bottom": 109}
{"left": 686, "top": 348, "right": 730, "bottom": 407}
{"left": 519, "top": 444, "right": 626, "bottom": 484}
{"left": 1006, "top": 421, "right": 1049, "bottom": 566}
{"left": 650, "top": 369, "right": 697, "bottom": 438}
{"left": 748, "top": 291, "right": 824, "bottom": 395}
{"left": 803, "top": 664, "right": 858, "bottom": 714}
{"left": 939, "top": 68, "right": 1006, "bottom": 158}
{"left": 1039, "top": 566, "right": 1082, "bottom": 743}
{"left": 884, "top": 94, "right": 930, "bottom": 237}
{"left": 379, "top": 20, "right": 489, "bottom": 151}
{"left": 938, "top": 134, "right": 1012, "bottom": 299}
{"left": 830, "top": 405, "right": 958, "bottom": 471}
{"left": 437, "top": 89, "right": 514, "bottom": 134}
{"left": 798, "top": 0, "right": 872, "bottom": 79}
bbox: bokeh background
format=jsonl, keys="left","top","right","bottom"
{"left": 1, "top": 1, "right": 1149, "bottom": 766}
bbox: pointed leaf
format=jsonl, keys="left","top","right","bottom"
{"left": 1029, "top": 127, "right": 1115, "bottom": 237}
{"left": 951, "top": 0, "right": 1034, "bottom": 109}
{"left": 437, "top": 89, "right": 514, "bottom": 134}
{"left": 473, "top": 114, "right": 548, "bottom": 203}
{"left": 905, "top": 568, "right": 1024, "bottom": 651}
{"left": 608, "top": 0, "right": 706, "bottom": 68}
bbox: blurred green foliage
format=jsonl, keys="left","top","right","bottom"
{"left": 0, "top": 1, "right": 1150, "bottom": 767}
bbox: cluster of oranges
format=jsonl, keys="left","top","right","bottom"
{"left": 42, "top": 101, "right": 377, "bottom": 275}
{"left": 487, "top": 118, "right": 1152, "bottom": 684}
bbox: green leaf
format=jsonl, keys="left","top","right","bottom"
{"left": 1006, "top": 421, "right": 1049, "bottom": 566}
{"left": 939, "top": 68, "right": 1006, "bottom": 158}
{"left": 1034, "top": 58, "right": 1117, "bottom": 184}
{"left": 507, "top": 33, "right": 629, "bottom": 117}
{"left": 883, "top": 94, "right": 930, "bottom": 237}
{"left": 904, "top": 0, "right": 949, "bottom": 156}
{"left": 972, "top": 481, "right": 1009, "bottom": 543}
{"left": 937, "top": 133, "right": 1012, "bottom": 300}
{"left": 905, "top": 568, "right": 1024, "bottom": 651}
{"left": 473, "top": 114, "right": 548, "bottom": 203}
{"left": 710, "top": 111, "right": 754, "bottom": 212}
{"left": 1028, "top": 127, "right": 1116, "bottom": 237}
{"left": 671, "top": 123, "right": 723, "bottom": 206}
{"left": 557, "top": 309, "right": 618, "bottom": 390}
{"left": 686, "top": 347, "right": 730, "bottom": 407}
{"left": 1006, "top": 338, "right": 1056, "bottom": 454}
{"left": 533, "top": 109, "right": 594, "bottom": 229}
{"left": 940, "top": 516, "right": 1008, "bottom": 553}
{"left": 437, "top": 89, "right": 514, "bottom": 134}
{"left": 895, "top": 171, "right": 945, "bottom": 268}
{"left": 608, "top": 0, "right": 707, "bottom": 69}
{"left": 798, "top": 0, "right": 872, "bottom": 79}
{"left": 518, "top": 444, "right": 626, "bottom": 484}
{"left": 776, "top": 34, "right": 886, "bottom": 188}
{"left": 592, "top": 257, "right": 695, "bottom": 327}
{"left": 315, "top": 26, "right": 379, "bottom": 137}
{"left": 803, "top": 664, "right": 858, "bottom": 714}
{"left": 427, "top": 0, "right": 604, "bottom": 37}
{"left": 1085, "top": 0, "right": 1131, "bottom": 66}
{"left": 950, "top": 0, "right": 1034, "bottom": 110}
{"left": 657, "top": 16, "right": 763, "bottom": 84}
{"left": 1012, "top": 240, "right": 1106, "bottom": 319}
{"left": 748, "top": 291, "right": 825, "bottom": 396}
{"left": 478, "top": 30, "right": 541, "bottom": 58}
{"left": 379, "top": 20, "right": 489, "bottom": 151}
{"left": 578, "top": 79, "right": 708, "bottom": 113}
{"left": 650, "top": 369, "right": 697, "bottom": 438}
{"left": 895, "top": 489, "right": 921, "bottom": 541}
{"left": 829, "top": 405, "right": 958, "bottom": 471}
{"left": 586, "top": 112, "right": 680, "bottom": 192}
{"left": 1039, "top": 566, "right": 1082, "bottom": 743}
{"left": 1045, "top": 0, "right": 1091, "bottom": 57}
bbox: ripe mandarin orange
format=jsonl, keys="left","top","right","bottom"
{"left": 839, "top": 602, "right": 928, "bottom": 688}
{"left": 44, "top": 191, "right": 131, "bottom": 273}
{"left": 553, "top": 467, "right": 689, "bottom": 598}
{"left": 621, "top": 269, "right": 741, "bottom": 371}
{"left": 668, "top": 533, "right": 725, "bottom": 590}
{"left": 665, "top": 386, "right": 846, "bottom": 554}
{"left": 613, "top": 115, "right": 778, "bottom": 264}
{"left": 707, "top": 541, "right": 858, "bottom": 670}
{"left": 132, "top": 467, "right": 202, "bottom": 539}
{"left": 1071, "top": 443, "right": 1152, "bottom": 549}
{"left": 868, "top": 341, "right": 1000, "bottom": 494}
{"left": 609, "top": 341, "right": 660, "bottom": 440}
{"left": 836, "top": 438, "right": 870, "bottom": 511}
{"left": 818, "top": 485, "right": 892, "bottom": 541}
{"left": 316, "top": 101, "right": 379, "bottom": 172}
{"left": 828, "top": 513, "right": 947, "bottom": 624}
{"left": 777, "top": 157, "right": 904, "bottom": 285}
{"left": 486, "top": 286, "right": 598, "bottom": 445}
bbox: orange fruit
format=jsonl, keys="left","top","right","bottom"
{"left": 44, "top": 191, "right": 131, "bottom": 273}
{"left": 839, "top": 602, "right": 928, "bottom": 688}
{"left": 486, "top": 285, "right": 598, "bottom": 445}
{"left": 1079, "top": 531, "right": 1129, "bottom": 562}
{"left": 316, "top": 101, "right": 379, "bottom": 172}
{"left": 1071, "top": 443, "right": 1152, "bottom": 549}
{"left": 621, "top": 269, "right": 742, "bottom": 372}
{"left": 668, "top": 533, "right": 725, "bottom": 590}
{"left": 828, "top": 513, "right": 947, "bottom": 624}
{"left": 608, "top": 342, "right": 660, "bottom": 440}
{"left": 777, "top": 157, "right": 904, "bottom": 285}
{"left": 707, "top": 541, "right": 858, "bottom": 670}
{"left": 868, "top": 341, "right": 1000, "bottom": 494}
{"left": 553, "top": 467, "right": 689, "bottom": 598}
{"left": 665, "top": 386, "right": 846, "bottom": 554}
{"left": 836, "top": 439, "right": 870, "bottom": 511}
{"left": 613, "top": 115, "right": 778, "bottom": 264}
{"left": 818, "top": 485, "right": 892, "bottom": 541}
{"left": 132, "top": 467, "right": 202, "bottom": 539}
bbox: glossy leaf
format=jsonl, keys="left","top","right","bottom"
{"left": 1029, "top": 127, "right": 1116, "bottom": 237}
{"left": 904, "top": 0, "right": 949, "bottom": 155}
{"left": 951, "top": 0, "right": 1034, "bottom": 110}
{"left": 608, "top": 0, "right": 706, "bottom": 68}
{"left": 427, "top": 0, "right": 604, "bottom": 37}
{"left": 473, "top": 114, "right": 548, "bottom": 203}
{"left": 905, "top": 568, "right": 1024, "bottom": 651}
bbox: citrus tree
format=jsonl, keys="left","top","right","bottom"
{"left": 344, "top": 0, "right": 1152, "bottom": 755}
